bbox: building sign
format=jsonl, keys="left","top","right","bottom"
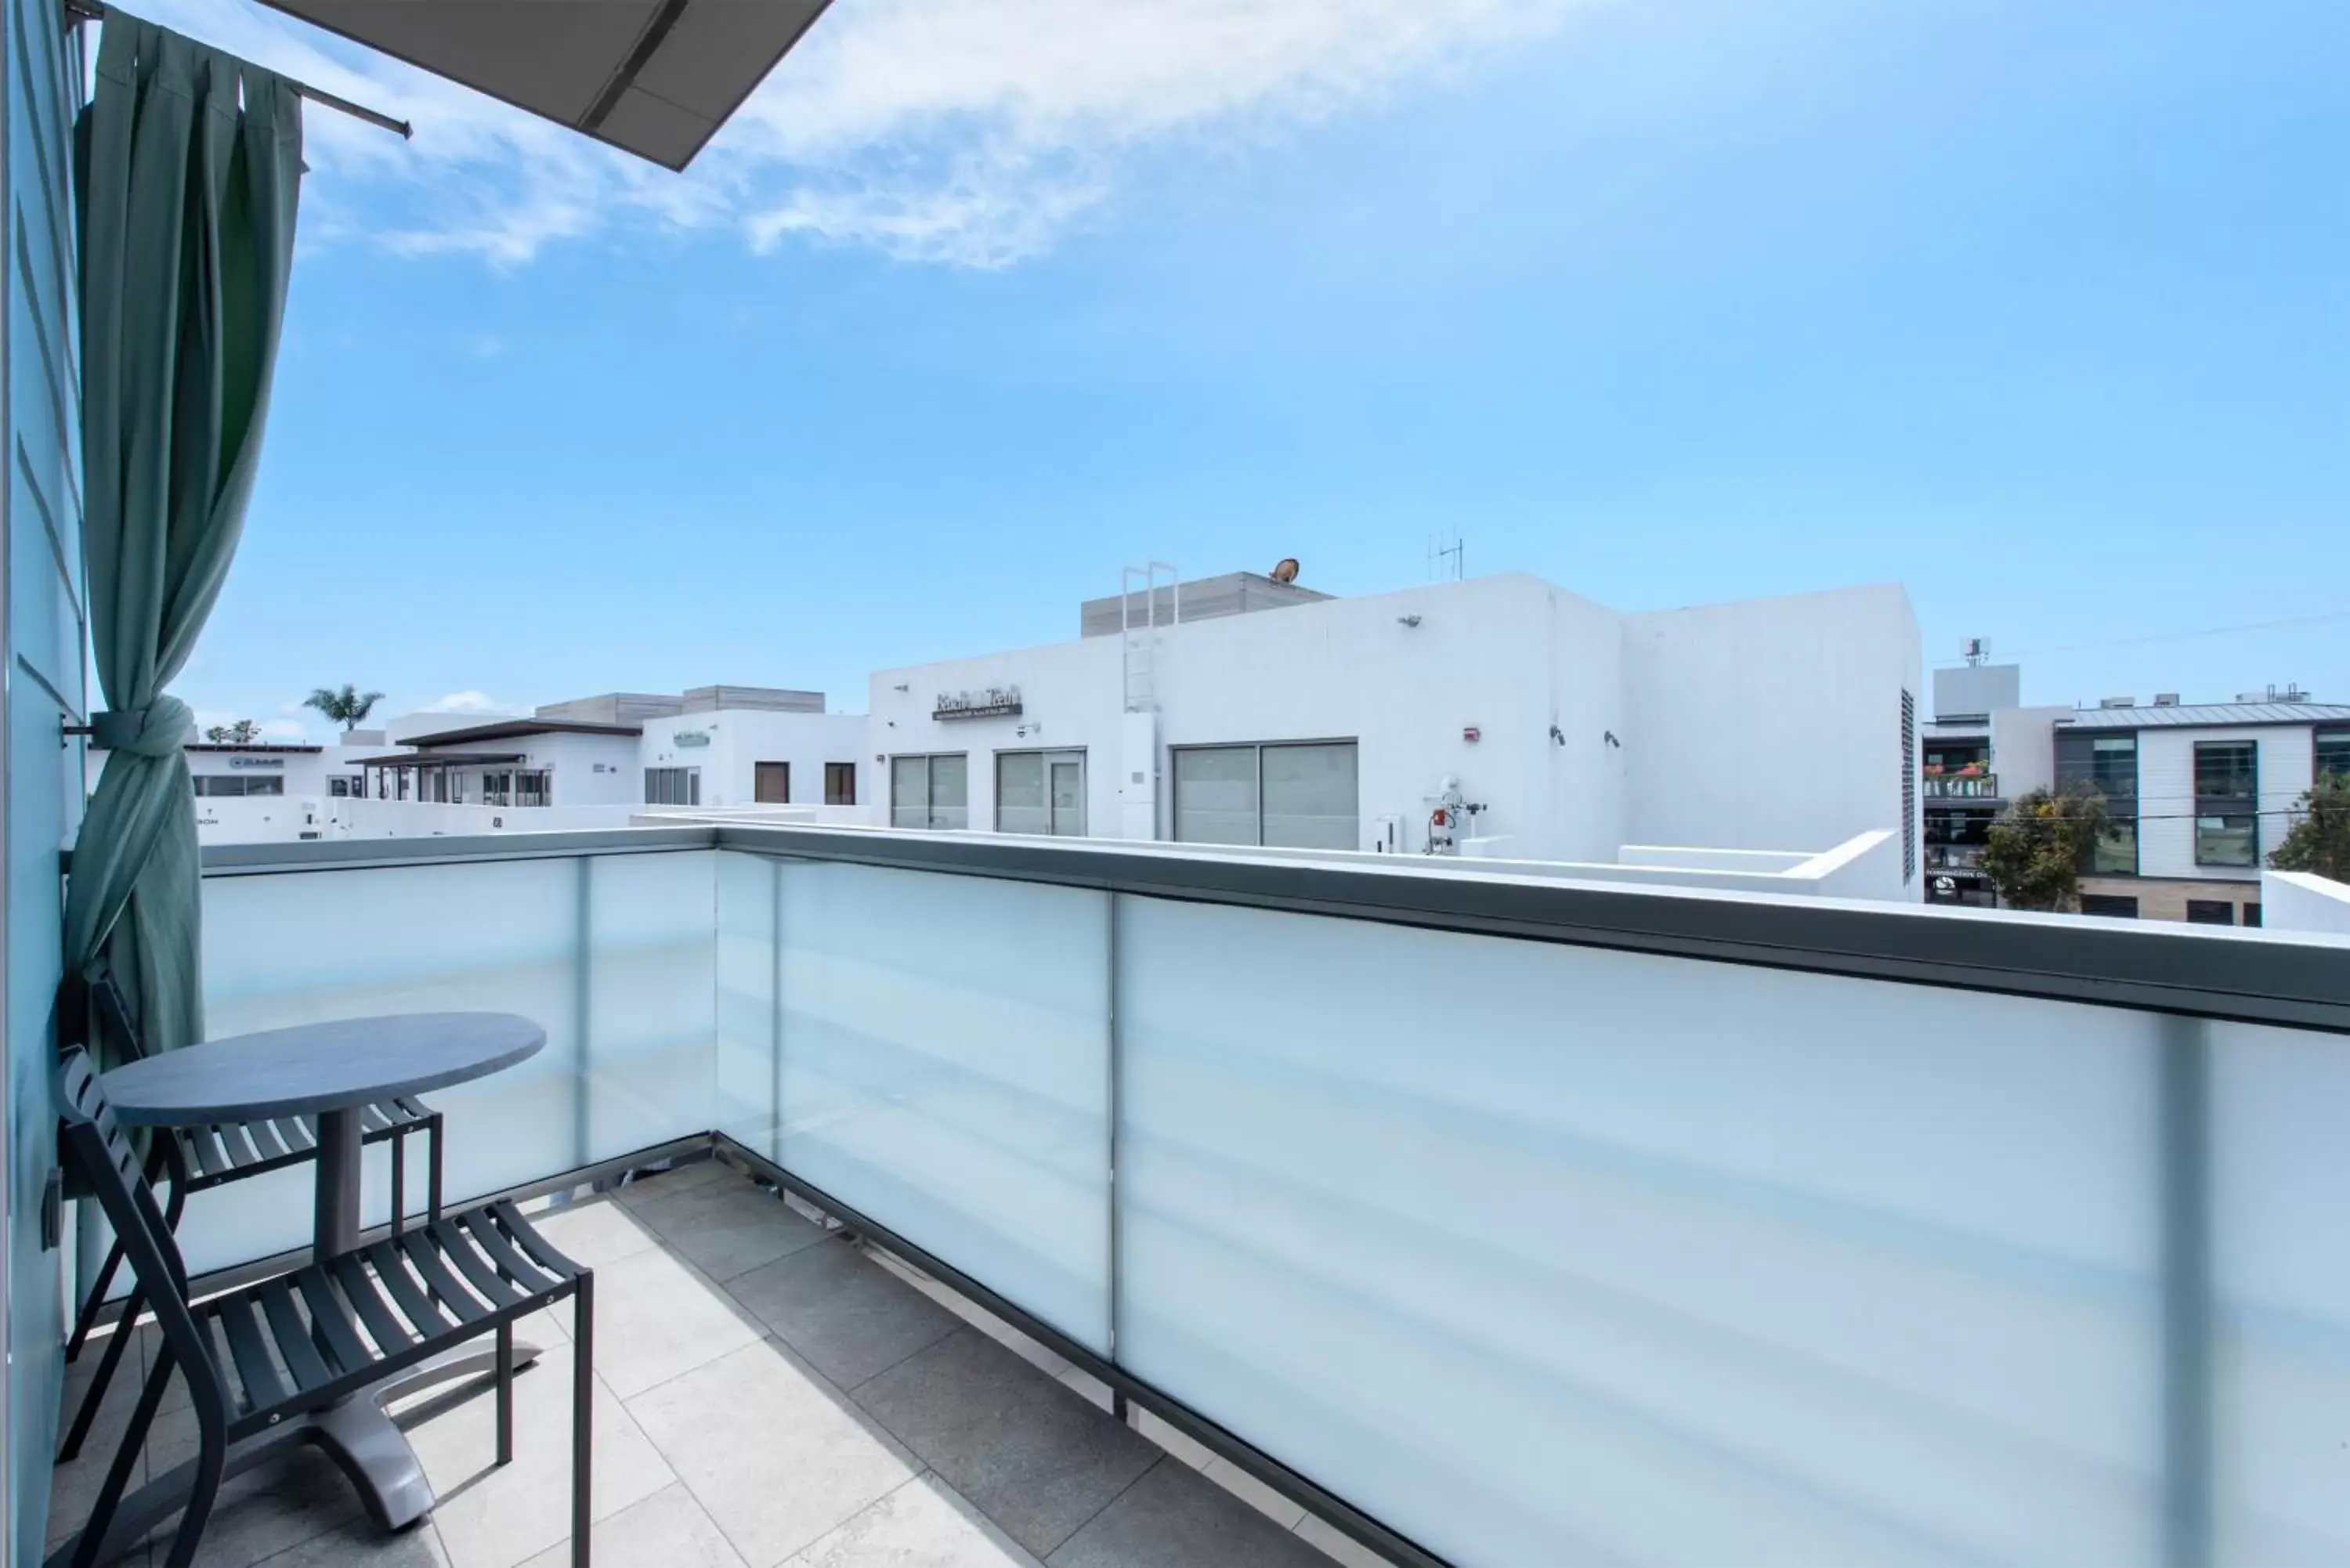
{"left": 934, "top": 686, "right": 1022, "bottom": 721}
{"left": 674, "top": 730, "right": 713, "bottom": 748}
{"left": 226, "top": 756, "right": 285, "bottom": 769}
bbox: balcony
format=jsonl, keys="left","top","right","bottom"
{"left": 1923, "top": 773, "right": 2001, "bottom": 800}
{"left": 48, "top": 824, "right": 2350, "bottom": 1568}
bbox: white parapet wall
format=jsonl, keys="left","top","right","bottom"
{"left": 2260, "top": 869, "right": 2350, "bottom": 938}
{"left": 193, "top": 795, "right": 331, "bottom": 845}
{"left": 327, "top": 799, "right": 651, "bottom": 837}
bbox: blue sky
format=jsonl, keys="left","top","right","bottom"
{"left": 143, "top": 0, "right": 2349, "bottom": 738}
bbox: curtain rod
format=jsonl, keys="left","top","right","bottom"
{"left": 63, "top": 0, "right": 414, "bottom": 140}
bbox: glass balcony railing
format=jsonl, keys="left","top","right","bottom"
{"left": 1923, "top": 773, "right": 2000, "bottom": 798}
{"left": 181, "top": 825, "right": 2350, "bottom": 1568}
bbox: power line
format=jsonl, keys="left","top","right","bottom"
{"left": 1929, "top": 609, "right": 2350, "bottom": 667}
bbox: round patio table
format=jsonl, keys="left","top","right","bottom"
{"left": 96, "top": 1012, "right": 544, "bottom": 1540}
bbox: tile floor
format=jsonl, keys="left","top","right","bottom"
{"left": 47, "top": 1156, "right": 1404, "bottom": 1568}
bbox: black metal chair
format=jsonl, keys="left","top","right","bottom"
{"left": 56, "top": 970, "right": 445, "bottom": 1462}
{"left": 55, "top": 1048, "right": 594, "bottom": 1568}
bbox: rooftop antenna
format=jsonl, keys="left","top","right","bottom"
{"left": 1961, "top": 637, "right": 1991, "bottom": 667}
{"left": 1430, "top": 529, "right": 1464, "bottom": 583}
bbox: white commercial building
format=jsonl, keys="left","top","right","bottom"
{"left": 1922, "top": 659, "right": 2350, "bottom": 924}
{"left": 99, "top": 685, "right": 871, "bottom": 845}
{"left": 342, "top": 686, "right": 867, "bottom": 819}
{"left": 869, "top": 570, "right": 1925, "bottom": 900}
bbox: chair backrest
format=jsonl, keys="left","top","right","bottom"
{"left": 56, "top": 1050, "right": 228, "bottom": 1422}
{"left": 57, "top": 966, "right": 149, "bottom": 1068}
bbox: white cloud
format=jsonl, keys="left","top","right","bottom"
{"left": 126, "top": 0, "right": 1582, "bottom": 267}
{"left": 423, "top": 690, "right": 504, "bottom": 714}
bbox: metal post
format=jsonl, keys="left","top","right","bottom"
{"left": 2159, "top": 1014, "right": 2212, "bottom": 1568}
{"left": 573, "top": 858, "right": 593, "bottom": 1168}
{"left": 1106, "top": 891, "right": 1126, "bottom": 1420}
{"left": 313, "top": 1110, "right": 363, "bottom": 1260}
{"left": 769, "top": 858, "right": 784, "bottom": 1165}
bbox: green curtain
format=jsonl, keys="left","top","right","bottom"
{"left": 63, "top": 17, "right": 302, "bottom": 1060}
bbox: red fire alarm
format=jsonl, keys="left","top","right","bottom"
{"left": 1462, "top": 725, "right": 1480, "bottom": 743}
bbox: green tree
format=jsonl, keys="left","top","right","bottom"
{"left": 203, "top": 719, "right": 260, "bottom": 744}
{"left": 1979, "top": 784, "right": 2111, "bottom": 912}
{"left": 2269, "top": 774, "right": 2350, "bottom": 882}
{"left": 303, "top": 683, "right": 384, "bottom": 731}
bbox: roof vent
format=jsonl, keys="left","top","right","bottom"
{"left": 2153, "top": 694, "right": 2181, "bottom": 706}
{"left": 2099, "top": 696, "right": 2135, "bottom": 709}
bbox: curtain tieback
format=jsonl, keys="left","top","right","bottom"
{"left": 89, "top": 697, "right": 194, "bottom": 757}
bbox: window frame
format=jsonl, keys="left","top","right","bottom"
{"left": 824, "top": 761, "right": 857, "bottom": 807}
{"left": 2055, "top": 731, "right": 2142, "bottom": 875}
{"left": 2184, "top": 899, "right": 2236, "bottom": 926}
{"left": 192, "top": 774, "right": 286, "bottom": 798}
{"left": 1169, "top": 739, "right": 1361, "bottom": 851}
{"left": 754, "top": 761, "right": 790, "bottom": 805}
{"left": 995, "top": 749, "right": 1087, "bottom": 836}
{"left": 645, "top": 766, "right": 701, "bottom": 807}
{"left": 889, "top": 753, "right": 968, "bottom": 830}
{"left": 2316, "top": 728, "right": 2350, "bottom": 785}
{"left": 2192, "top": 739, "right": 2258, "bottom": 868}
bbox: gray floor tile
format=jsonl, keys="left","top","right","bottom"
{"left": 609, "top": 1159, "right": 730, "bottom": 1210}
{"left": 584, "top": 1245, "right": 765, "bottom": 1400}
{"left": 243, "top": 1517, "right": 451, "bottom": 1566}
{"left": 788, "top": 1475, "right": 1047, "bottom": 1567}
{"left": 725, "top": 1239, "right": 961, "bottom": 1389}
{"left": 515, "top": 1482, "right": 746, "bottom": 1568}
{"left": 49, "top": 1344, "right": 153, "bottom": 1549}
{"left": 524, "top": 1196, "right": 662, "bottom": 1270}
{"left": 1045, "top": 1460, "right": 1337, "bottom": 1568}
{"left": 630, "top": 1179, "right": 830, "bottom": 1283}
{"left": 627, "top": 1338, "right": 918, "bottom": 1566}
{"left": 853, "top": 1330, "right": 1160, "bottom": 1560}
{"left": 410, "top": 1362, "right": 676, "bottom": 1568}
{"left": 143, "top": 1442, "right": 367, "bottom": 1568}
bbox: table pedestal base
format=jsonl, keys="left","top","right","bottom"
{"left": 46, "top": 1342, "right": 541, "bottom": 1566}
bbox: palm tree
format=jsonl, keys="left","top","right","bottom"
{"left": 304, "top": 683, "right": 384, "bottom": 732}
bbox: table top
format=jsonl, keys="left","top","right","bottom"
{"left": 101, "top": 1012, "right": 544, "bottom": 1126}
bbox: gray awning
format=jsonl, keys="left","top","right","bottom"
{"left": 257, "top": 0, "right": 832, "bottom": 170}
{"left": 348, "top": 752, "right": 526, "bottom": 768}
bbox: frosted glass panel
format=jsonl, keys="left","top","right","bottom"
{"left": 2211, "top": 1020, "right": 2350, "bottom": 1566}
{"left": 715, "top": 852, "right": 779, "bottom": 1158}
{"left": 891, "top": 756, "right": 927, "bottom": 829}
{"left": 1173, "top": 746, "right": 1256, "bottom": 845}
{"left": 928, "top": 754, "right": 969, "bottom": 830}
{"left": 996, "top": 752, "right": 1047, "bottom": 836}
{"left": 779, "top": 861, "right": 1110, "bottom": 1352}
{"left": 1260, "top": 742, "right": 1357, "bottom": 850}
{"left": 1115, "top": 894, "right": 2165, "bottom": 1568}
{"left": 585, "top": 850, "right": 717, "bottom": 1162}
{"left": 197, "top": 858, "right": 588, "bottom": 1276}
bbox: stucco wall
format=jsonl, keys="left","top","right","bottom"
{"left": 2135, "top": 725, "right": 2312, "bottom": 883}
{"left": 639, "top": 710, "right": 868, "bottom": 810}
{"left": 1620, "top": 583, "right": 1922, "bottom": 890}
{"left": 870, "top": 573, "right": 1916, "bottom": 878}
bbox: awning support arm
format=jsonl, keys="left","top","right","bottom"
{"left": 64, "top": 0, "right": 414, "bottom": 141}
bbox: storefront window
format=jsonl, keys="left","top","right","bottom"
{"left": 1173, "top": 741, "right": 1358, "bottom": 851}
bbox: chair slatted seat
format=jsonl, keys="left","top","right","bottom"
{"left": 56, "top": 972, "right": 446, "bottom": 1466}
{"left": 54, "top": 1050, "right": 593, "bottom": 1568}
